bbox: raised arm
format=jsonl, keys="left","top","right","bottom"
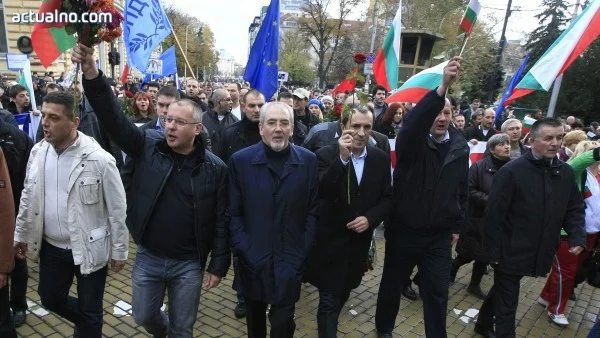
{"left": 395, "top": 57, "right": 461, "bottom": 164}
{"left": 73, "top": 44, "right": 145, "bottom": 157}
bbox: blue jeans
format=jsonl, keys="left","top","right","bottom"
{"left": 132, "top": 245, "right": 203, "bottom": 338}
{"left": 38, "top": 241, "right": 107, "bottom": 338}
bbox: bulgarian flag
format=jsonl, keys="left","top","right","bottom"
{"left": 31, "top": 0, "right": 76, "bottom": 68}
{"left": 584, "top": 185, "right": 592, "bottom": 199}
{"left": 373, "top": 1, "right": 402, "bottom": 92}
{"left": 332, "top": 68, "right": 358, "bottom": 96}
{"left": 385, "top": 61, "right": 447, "bottom": 104}
{"left": 521, "top": 116, "right": 537, "bottom": 134}
{"left": 505, "top": 1, "right": 600, "bottom": 105}
{"left": 458, "top": 0, "right": 482, "bottom": 36}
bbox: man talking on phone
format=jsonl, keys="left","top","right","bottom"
{"left": 305, "top": 105, "right": 393, "bottom": 337}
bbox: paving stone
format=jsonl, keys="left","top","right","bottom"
{"left": 13, "top": 236, "right": 600, "bottom": 337}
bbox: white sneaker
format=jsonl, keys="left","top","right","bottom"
{"left": 538, "top": 297, "right": 549, "bottom": 308}
{"left": 548, "top": 312, "right": 569, "bottom": 326}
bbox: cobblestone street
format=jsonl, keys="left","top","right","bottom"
{"left": 15, "top": 229, "right": 600, "bottom": 337}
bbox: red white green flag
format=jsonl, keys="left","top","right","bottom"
{"left": 373, "top": 1, "right": 402, "bottom": 92}
{"left": 521, "top": 116, "right": 537, "bottom": 134}
{"left": 458, "top": 0, "right": 482, "bottom": 36}
{"left": 32, "top": 0, "right": 76, "bottom": 68}
{"left": 385, "top": 61, "right": 447, "bottom": 104}
{"left": 505, "top": 1, "right": 600, "bottom": 105}
{"left": 584, "top": 185, "right": 592, "bottom": 199}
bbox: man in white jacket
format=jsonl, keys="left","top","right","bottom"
{"left": 13, "top": 91, "right": 128, "bottom": 338}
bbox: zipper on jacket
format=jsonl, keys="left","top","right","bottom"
{"left": 140, "top": 150, "right": 173, "bottom": 235}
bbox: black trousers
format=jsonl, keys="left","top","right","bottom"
{"left": 0, "top": 286, "right": 17, "bottom": 338}
{"left": 245, "top": 299, "right": 295, "bottom": 338}
{"left": 38, "top": 241, "right": 107, "bottom": 338}
{"left": 375, "top": 230, "right": 452, "bottom": 338}
{"left": 476, "top": 268, "right": 522, "bottom": 338}
{"left": 451, "top": 254, "right": 486, "bottom": 286}
{"left": 317, "top": 290, "right": 351, "bottom": 338}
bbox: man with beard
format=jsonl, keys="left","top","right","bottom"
{"left": 228, "top": 101, "right": 318, "bottom": 337}
{"left": 372, "top": 85, "right": 388, "bottom": 118}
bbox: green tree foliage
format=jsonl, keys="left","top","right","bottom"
{"left": 163, "top": 6, "right": 219, "bottom": 79}
{"left": 279, "top": 30, "right": 316, "bottom": 86}
{"left": 297, "top": 0, "right": 362, "bottom": 88}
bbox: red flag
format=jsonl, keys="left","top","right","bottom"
{"left": 332, "top": 68, "right": 358, "bottom": 96}
{"left": 120, "top": 64, "right": 129, "bottom": 85}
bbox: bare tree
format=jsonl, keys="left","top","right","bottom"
{"left": 297, "top": 0, "right": 362, "bottom": 88}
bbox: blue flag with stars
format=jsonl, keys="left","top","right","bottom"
{"left": 495, "top": 52, "right": 530, "bottom": 124}
{"left": 124, "top": 0, "right": 173, "bottom": 72}
{"left": 244, "top": 0, "right": 280, "bottom": 100}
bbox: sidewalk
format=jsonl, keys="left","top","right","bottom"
{"left": 16, "top": 229, "right": 599, "bottom": 337}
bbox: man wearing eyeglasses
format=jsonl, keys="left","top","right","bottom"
{"left": 73, "top": 44, "right": 230, "bottom": 338}
{"left": 202, "top": 88, "right": 239, "bottom": 159}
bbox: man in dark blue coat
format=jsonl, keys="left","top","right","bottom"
{"left": 228, "top": 101, "right": 319, "bottom": 338}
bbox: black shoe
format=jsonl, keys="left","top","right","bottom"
{"left": 483, "top": 265, "right": 490, "bottom": 275}
{"left": 570, "top": 292, "right": 576, "bottom": 301}
{"left": 402, "top": 285, "right": 418, "bottom": 301}
{"left": 474, "top": 323, "right": 496, "bottom": 338}
{"left": 13, "top": 310, "right": 26, "bottom": 327}
{"left": 377, "top": 332, "right": 393, "bottom": 338}
{"left": 234, "top": 302, "right": 246, "bottom": 319}
{"left": 467, "top": 285, "right": 487, "bottom": 300}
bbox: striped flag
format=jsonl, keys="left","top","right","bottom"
{"left": 468, "top": 141, "right": 486, "bottom": 167}
{"left": 521, "top": 116, "right": 537, "bottom": 134}
{"left": 505, "top": 1, "right": 600, "bottom": 105}
{"left": 458, "top": 0, "right": 482, "bottom": 36}
{"left": 31, "top": 0, "right": 76, "bottom": 68}
{"left": 18, "top": 59, "right": 37, "bottom": 110}
{"left": 385, "top": 61, "right": 447, "bottom": 104}
{"left": 373, "top": 1, "right": 402, "bottom": 92}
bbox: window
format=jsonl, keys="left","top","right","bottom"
{"left": 0, "top": 0, "right": 8, "bottom": 53}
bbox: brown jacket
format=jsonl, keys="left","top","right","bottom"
{"left": 0, "top": 147, "right": 15, "bottom": 273}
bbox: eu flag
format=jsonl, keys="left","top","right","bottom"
{"left": 244, "top": 0, "right": 280, "bottom": 100}
{"left": 495, "top": 52, "right": 530, "bottom": 124}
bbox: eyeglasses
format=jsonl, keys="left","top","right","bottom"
{"left": 160, "top": 116, "right": 201, "bottom": 126}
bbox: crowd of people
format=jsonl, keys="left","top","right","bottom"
{"left": 0, "top": 47, "right": 600, "bottom": 338}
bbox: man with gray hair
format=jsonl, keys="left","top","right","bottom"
{"left": 73, "top": 44, "right": 231, "bottom": 338}
{"left": 203, "top": 88, "right": 239, "bottom": 158}
{"left": 501, "top": 118, "right": 526, "bottom": 159}
{"left": 228, "top": 101, "right": 319, "bottom": 337}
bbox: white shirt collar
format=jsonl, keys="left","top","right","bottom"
{"left": 429, "top": 130, "right": 450, "bottom": 143}
{"left": 351, "top": 147, "right": 367, "bottom": 161}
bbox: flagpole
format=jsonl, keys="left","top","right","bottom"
{"left": 171, "top": 29, "right": 196, "bottom": 79}
{"left": 458, "top": 34, "right": 469, "bottom": 57}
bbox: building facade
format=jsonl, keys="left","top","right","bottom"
{"left": 0, "top": 0, "right": 126, "bottom": 81}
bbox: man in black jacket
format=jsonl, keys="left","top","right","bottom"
{"left": 475, "top": 118, "right": 586, "bottom": 338}
{"left": 219, "top": 88, "right": 265, "bottom": 319}
{"left": 220, "top": 89, "right": 264, "bottom": 164}
{"left": 306, "top": 107, "right": 393, "bottom": 337}
{"left": 74, "top": 44, "right": 230, "bottom": 338}
{"left": 202, "top": 88, "right": 239, "bottom": 158}
{"left": 0, "top": 119, "right": 32, "bottom": 329}
{"left": 375, "top": 57, "right": 468, "bottom": 338}
{"left": 463, "top": 108, "right": 497, "bottom": 142}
